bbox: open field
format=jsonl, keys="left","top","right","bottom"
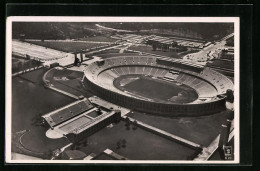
{"left": 26, "top": 41, "right": 109, "bottom": 53}
{"left": 96, "top": 52, "right": 140, "bottom": 59}
{"left": 74, "top": 121, "right": 197, "bottom": 160}
{"left": 128, "top": 45, "right": 181, "bottom": 58}
{"left": 79, "top": 36, "right": 117, "bottom": 42}
{"left": 127, "top": 110, "right": 233, "bottom": 147}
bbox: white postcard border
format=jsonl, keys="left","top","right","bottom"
{"left": 5, "top": 16, "right": 240, "bottom": 164}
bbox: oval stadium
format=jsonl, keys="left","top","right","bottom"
{"left": 83, "top": 55, "right": 233, "bottom": 117}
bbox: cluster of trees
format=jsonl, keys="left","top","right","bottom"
{"left": 226, "top": 89, "right": 234, "bottom": 103}
{"left": 125, "top": 117, "right": 138, "bottom": 130}
{"left": 151, "top": 41, "right": 187, "bottom": 52}
{"left": 31, "top": 113, "right": 47, "bottom": 127}
{"left": 42, "top": 149, "right": 55, "bottom": 159}
{"left": 116, "top": 139, "right": 127, "bottom": 149}
{"left": 152, "top": 43, "right": 170, "bottom": 51}
{"left": 100, "top": 22, "right": 233, "bottom": 40}
{"left": 12, "top": 58, "right": 42, "bottom": 73}
{"left": 225, "top": 37, "right": 234, "bottom": 47}
{"left": 70, "top": 139, "right": 88, "bottom": 150}
{"left": 12, "top": 22, "right": 233, "bottom": 41}
{"left": 12, "top": 22, "right": 101, "bottom": 40}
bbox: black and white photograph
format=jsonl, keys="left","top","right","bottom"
{"left": 5, "top": 17, "right": 239, "bottom": 164}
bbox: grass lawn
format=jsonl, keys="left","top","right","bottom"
{"left": 128, "top": 45, "right": 181, "bottom": 58}
{"left": 79, "top": 36, "right": 117, "bottom": 42}
{"left": 26, "top": 41, "right": 109, "bottom": 53}
{"left": 95, "top": 52, "right": 139, "bottom": 59}
{"left": 74, "top": 121, "right": 196, "bottom": 160}
{"left": 127, "top": 110, "right": 233, "bottom": 147}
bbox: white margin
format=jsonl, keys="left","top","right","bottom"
{"left": 5, "top": 16, "right": 240, "bottom": 164}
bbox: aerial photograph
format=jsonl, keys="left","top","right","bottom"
{"left": 7, "top": 18, "right": 236, "bottom": 163}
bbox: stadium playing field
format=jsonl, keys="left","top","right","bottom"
{"left": 114, "top": 75, "right": 198, "bottom": 103}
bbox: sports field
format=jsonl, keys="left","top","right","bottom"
{"left": 26, "top": 41, "right": 109, "bottom": 53}
{"left": 20, "top": 127, "right": 70, "bottom": 154}
{"left": 96, "top": 52, "right": 139, "bottom": 59}
{"left": 79, "top": 36, "right": 117, "bottom": 42}
{"left": 128, "top": 45, "right": 181, "bottom": 58}
{"left": 46, "top": 69, "right": 94, "bottom": 98}
{"left": 115, "top": 75, "right": 198, "bottom": 103}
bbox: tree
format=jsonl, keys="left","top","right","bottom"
{"left": 82, "top": 140, "right": 88, "bottom": 147}
{"left": 31, "top": 113, "right": 44, "bottom": 127}
{"left": 43, "top": 149, "right": 54, "bottom": 159}
{"left": 132, "top": 120, "right": 138, "bottom": 130}
{"left": 226, "top": 89, "right": 234, "bottom": 103}
{"left": 70, "top": 144, "right": 75, "bottom": 150}
{"left": 125, "top": 117, "right": 131, "bottom": 130}
{"left": 125, "top": 117, "right": 130, "bottom": 124}
{"left": 152, "top": 43, "right": 157, "bottom": 51}
{"left": 28, "top": 60, "right": 33, "bottom": 69}
{"left": 163, "top": 44, "right": 168, "bottom": 52}
{"left": 121, "top": 139, "right": 126, "bottom": 148}
{"left": 17, "top": 62, "right": 23, "bottom": 71}
{"left": 116, "top": 141, "right": 121, "bottom": 149}
{"left": 172, "top": 41, "right": 178, "bottom": 47}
